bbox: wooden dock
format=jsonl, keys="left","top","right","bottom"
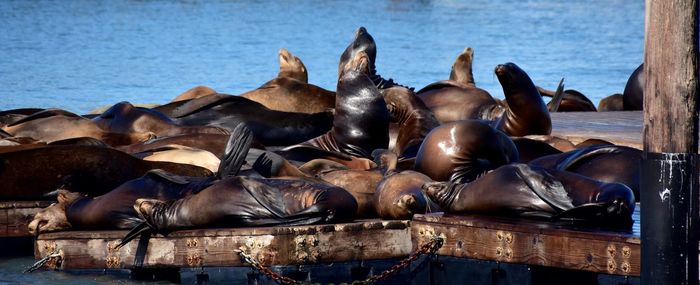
{"left": 0, "top": 201, "right": 52, "bottom": 238}
{"left": 550, "top": 111, "right": 642, "bottom": 149}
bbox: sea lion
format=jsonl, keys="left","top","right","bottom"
{"left": 374, "top": 151, "right": 441, "bottom": 220}
{"left": 424, "top": 163, "right": 635, "bottom": 228}
{"left": 623, "top": 64, "right": 644, "bottom": 111}
{"left": 28, "top": 124, "right": 253, "bottom": 234}
{"left": 528, "top": 145, "right": 642, "bottom": 201}
{"left": 414, "top": 120, "right": 519, "bottom": 183}
{"left": 522, "top": 135, "right": 576, "bottom": 152}
{"left": 382, "top": 86, "right": 440, "bottom": 157}
{"left": 416, "top": 48, "right": 503, "bottom": 123}
{"left": 0, "top": 108, "right": 45, "bottom": 128}
{"left": 131, "top": 176, "right": 357, "bottom": 233}
{"left": 171, "top": 86, "right": 217, "bottom": 103}
{"left": 241, "top": 49, "right": 336, "bottom": 114}
{"left": 285, "top": 50, "right": 389, "bottom": 158}
{"left": 511, "top": 137, "right": 563, "bottom": 163}
{"left": 133, "top": 145, "right": 221, "bottom": 173}
{"left": 338, "top": 27, "right": 412, "bottom": 90}
{"left": 598, "top": 94, "right": 624, "bottom": 111}
{"left": 93, "top": 101, "right": 229, "bottom": 138}
{"left": 165, "top": 93, "right": 334, "bottom": 146}
{"left": 2, "top": 112, "right": 154, "bottom": 146}
{"left": 116, "top": 133, "right": 231, "bottom": 158}
{"left": 0, "top": 144, "right": 212, "bottom": 200}
{"left": 537, "top": 87, "right": 597, "bottom": 112}
{"left": 493, "top": 62, "right": 552, "bottom": 136}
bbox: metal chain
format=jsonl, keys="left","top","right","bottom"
{"left": 236, "top": 235, "right": 444, "bottom": 285}
{"left": 24, "top": 249, "right": 62, "bottom": 273}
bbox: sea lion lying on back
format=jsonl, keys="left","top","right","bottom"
{"left": 241, "top": 48, "right": 336, "bottom": 114}
{"left": 424, "top": 163, "right": 635, "bottom": 228}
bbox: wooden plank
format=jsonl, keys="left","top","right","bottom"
{"left": 550, "top": 111, "right": 642, "bottom": 149}
{"left": 35, "top": 220, "right": 411, "bottom": 270}
{"left": 0, "top": 201, "right": 52, "bottom": 237}
{"left": 411, "top": 205, "right": 641, "bottom": 277}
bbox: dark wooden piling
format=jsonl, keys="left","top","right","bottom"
{"left": 641, "top": 0, "right": 699, "bottom": 284}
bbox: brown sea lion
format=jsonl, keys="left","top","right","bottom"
{"left": 338, "top": 27, "right": 412, "bottom": 90}
{"left": 0, "top": 144, "right": 212, "bottom": 200}
{"left": 511, "top": 137, "right": 563, "bottom": 163}
{"left": 374, "top": 151, "right": 441, "bottom": 220}
{"left": 240, "top": 49, "right": 336, "bottom": 114}
{"left": 522, "top": 135, "right": 576, "bottom": 152}
{"left": 598, "top": 94, "right": 624, "bottom": 111}
{"left": 117, "top": 133, "right": 231, "bottom": 158}
{"left": 528, "top": 145, "right": 642, "bottom": 201}
{"left": 493, "top": 62, "right": 552, "bottom": 136}
{"left": 414, "top": 120, "right": 519, "bottom": 183}
{"left": 0, "top": 108, "right": 45, "bottom": 128}
{"left": 537, "top": 87, "right": 597, "bottom": 112}
{"left": 2, "top": 112, "right": 154, "bottom": 146}
{"left": 171, "top": 85, "right": 217, "bottom": 103}
{"left": 93, "top": 101, "right": 229, "bottom": 138}
{"left": 424, "top": 163, "right": 635, "bottom": 228}
{"left": 623, "top": 64, "right": 644, "bottom": 111}
{"left": 165, "top": 93, "right": 334, "bottom": 146}
{"left": 131, "top": 176, "right": 358, "bottom": 233}
{"left": 285, "top": 50, "right": 389, "bottom": 158}
{"left": 417, "top": 48, "right": 502, "bottom": 123}
{"left": 133, "top": 145, "right": 221, "bottom": 173}
{"left": 382, "top": 86, "right": 440, "bottom": 157}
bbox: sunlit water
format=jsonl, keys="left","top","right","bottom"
{"left": 0, "top": 0, "right": 643, "bottom": 283}
{"left": 1, "top": 0, "right": 643, "bottom": 114}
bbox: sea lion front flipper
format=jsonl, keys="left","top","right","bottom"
{"left": 514, "top": 164, "right": 574, "bottom": 212}
{"left": 218, "top": 123, "right": 253, "bottom": 179}
{"left": 6, "top": 108, "right": 80, "bottom": 127}
{"left": 552, "top": 202, "right": 633, "bottom": 228}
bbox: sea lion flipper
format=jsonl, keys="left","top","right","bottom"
{"left": 170, "top": 93, "right": 234, "bottom": 118}
{"left": 114, "top": 222, "right": 151, "bottom": 250}
{"left": 555, "top": 145, "right": 622, "bottom": 171}
{"left": 145, "top": 169, "right": 190, "bottom": 185}
{"left": 6, "top": 108, "right": 80, "bottom": 127}
{"left": 514, "top": 164, "right": 574, "bottom": 212}
{"left": 217, "top": 123, "right": 254, "bottom": 179}
{"left": 547, "top": 78, "right": 565, "bottom": 112}
{"left": 47, "top": 137, "right": 110, "bottom": 148}
{"left": 252, "top": 151, "right": 285, "bottom": 178}
{"left": 0, "top": 128, "right": 11, "bottom": 138}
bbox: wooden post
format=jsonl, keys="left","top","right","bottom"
{"left": 642, "top": 0, "right": 699, "bottom": 284}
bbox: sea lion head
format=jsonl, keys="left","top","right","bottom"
{"left": 278, "top": 48, "right": 308, "bottom": 83}
{"left": 449, "top": 47, "right": 475, "bottom": 85}
{"left": 340, "top": 50, "right": 371, "bottom": 80}
{"left": 495, "top": 62, "right": 537, "bottom": 96}
{"left": 339, "top": 27, "right": 377, "bottom": 79}
{"left": 28, "top": 190, "right": 82, "bottom": 235}
{"left": 595, "top": 182, "right": 636, "bottom": 216}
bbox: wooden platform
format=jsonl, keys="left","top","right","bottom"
{"left": 411, "top": 205, "right": 641, "bottom": 277}
{"left": 1, "top": 201, "right": 52, "bottom": 237}
{"left": 550, "top": 111, "right": 642, "bottom": 149}
{"left": 35, "top": 220, "right": 411, "bottom": 270}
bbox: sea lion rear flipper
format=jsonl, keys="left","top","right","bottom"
{"left": 169, "top": 93, "right": 234, "bottom": 118}
{"left": 252, "top": 151, "right": 285, "bottom": 178}
{"left": 514, "top": 164, "right": 574, "bottom": 212}
{"left": 114, "top": 222, "right": 151, "bottom": 250}
{"left": 546, "top": 78, "right": 565, "bottom": 112}
{"left": 552, "top": 202, "right": 633, "bottom": 228}
{"left": 6, "top": 108, "right": 80, "bottom": 127}
{"left": 218, "top": 123, "right": 254, "bottom": 179}
{"left": 145, "top": 169, "right": 191, "bottom": 185}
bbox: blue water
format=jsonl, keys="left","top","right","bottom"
{"left": 0, "top": 0, "right": 644, "bottom": 283}
{"left": 0, "top": 0, "right": 643, "bottom": 114}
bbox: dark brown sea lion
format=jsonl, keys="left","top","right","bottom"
{"left": 338, "top": 27, "right": 412, "bottom": 90}
{"left": 414, "top": 120, "right": 519, "bottom": 183}
{"left": 424, "top": 163, "right": 635, "bottom": 228}
{"left": 382, "top": 86, "right": 440, "bottom": 158}
{"left": 313, "top": 167, "right": 382, "bottom": 218}
{"left": 240, "top": 48, "right": 336, "bottom": 114}
{"left": 528, "top": 145, "right": 642, "bottom": 201}
{"left": 374, "top": 151, "right": 442, "bottom": 220}
{"left": 623, "top": 64, "right": 644, "bottom": 111}
{"left": 132, "top": 176, "right": 357, "bottom": 233}
{"left": 0, "top": 108, "right": 45, "bottom": 128}
{"left": 598, "top": 94, "right": 624, "bottom": 111}
{"left": 171, "top": 85, "right": 217, "bottom": 102}
{"left": 93, "top": 101, "right": 229, "bottom": 138}
{"left": 2, "top": 112, "right": 154, "bottom": 146}
{"left": 511, "top": 137, "right": 563, "bottom": 163}
{"left": 165, "top": 93, "right": 334, "bottom": 146}
{"left": 0, "top": 144, "right": 212, "bottom": 200}
{"left": 537, "top": 87, "right": 597, "bottom": 112}
{"left": 416, "top": 48, "right": 502, "bottom": 123}
{"left": 493, "top": 62, "right": 552, "bottom": 136}
{"left": 285, "top": 50, "right": 389, "bottom": 158}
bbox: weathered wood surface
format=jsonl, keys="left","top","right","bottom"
{"left": 35, "top": 220, "right": 411, "bottom": 270}
{"left": 412, "top": 205, "right": 641, "bottom": 277}
{"left": 0, "top": 201, "right": 52, "bottom": 237}
{"left": 550, "top": 111, "right": 642, "bottom": 149}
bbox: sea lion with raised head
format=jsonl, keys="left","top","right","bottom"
{"left": 598, "top": 94, "right": 624, "bottom": 111}
{"left": 417, "top": 48, "right": 503, "bottom": 123}
{"left": 241, "top": 48, "right": 336, "bottom": 114}
{"left": 493, "top": 62, "right": 552, "bottom": 136}
{"left": 414, "top": 120, "right": 519, "bottom": 183}
{"left": 424, "top": 163, "right": 635, "bottom": 228}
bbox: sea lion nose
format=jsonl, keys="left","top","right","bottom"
{"left": 495, "top": 64, "right": 506, "bottom": 76}
{"left": 356, "top": 27, "right": 367, "bottom": 36}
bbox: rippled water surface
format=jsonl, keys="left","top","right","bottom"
{"left": 0, "top": 0, "right": 643, "bottom": 283}
{"left": 1, "top": 0, "right": 643, "bottom": 113}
